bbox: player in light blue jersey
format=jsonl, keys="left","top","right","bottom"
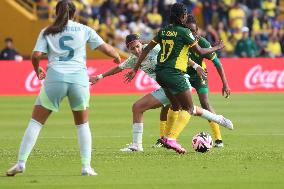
{"left": 90, "top": 34, "right": 233, "bottom": 152}
{"left": 6, "top": 0, "right": 121, "bottom": 177}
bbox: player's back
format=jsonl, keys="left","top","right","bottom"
{"left": 41, "top": 20, "right": 102, "bottom": 73}
{"left": 155, "top": 25, "right": 196, "bottom": 72}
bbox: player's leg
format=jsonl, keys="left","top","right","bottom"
{"left": 152, "top": 105, "right": 171, "bottom": 148}
{"left": 198, "top": 91, "right": 223, "bottom": 147}
{"left": 159, "top": 105, "right": 170, "bottom": 137}
{"left": 6, "top": 82, "right": 66, "bottom": 176}
{"left": 68, "top": 83, "right": 96, "bottom": 176}
{"left": 155, "top": 69, "right": 190, "bottom": 153}
{"left": 121, "top": 92, "right": 164, "bottom": 152}
{"left": 191, "top": 76, "right": 224, "bottom": 147}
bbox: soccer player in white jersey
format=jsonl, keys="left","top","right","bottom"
{"left": 6, "top": 0, "right": 121, "bottom": 176}
{"left": 89, "top": 34, "right": 233, "bottom": 152}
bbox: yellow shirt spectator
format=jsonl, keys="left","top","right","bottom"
{"left": 229, "top": 5, "right": 245, "bottom": 29}
{"left": 266, "top": 40, "right": 282, "bottom": 57}
{"left": 262, "top": 0, "right": 276, "bottom": 18}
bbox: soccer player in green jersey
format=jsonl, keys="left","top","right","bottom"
{"left": 185, "top": 14, "right": 231, "bottom": 147}
{"left": 91, "top": 34, "right": 232, "bottom": 152}
{"left": 125, "top": 3, "right": 232, "bottom": 154}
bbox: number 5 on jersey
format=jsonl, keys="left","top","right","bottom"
{"left": 59, "top": 36, "right": 74, "bottom": 61}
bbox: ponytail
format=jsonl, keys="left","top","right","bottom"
{"left": 43, "top": 0, "right": 76, "bottom": 36}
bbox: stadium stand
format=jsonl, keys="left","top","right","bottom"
{"left": 1, "top": 0, "right": 284, "bottom": 58}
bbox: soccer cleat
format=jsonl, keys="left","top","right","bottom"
{"left": 152, "top": 138, "right": 164, "bottom": 148}
{"left": 6, "top": 163, "right": 25, "bottom": 176}
{"left": 160, "top": 138, "right": 186, "bottom": 154}
{"left": 120, "top": 143, "right": 143, "bottom": 152}
{"left": 218, "top": 116, "right": 234, "bottom": 130}
{"left": 214, "top": 140, "right": 224, "bottom": 148}
{"left": 82, "top": 167, "right": 98, "bottom": 176}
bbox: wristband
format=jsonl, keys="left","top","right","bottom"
{"left": 192, "top": 63, "right": 199, "bottom": 70}
{"left": 97, "top": 74, "right": 103, "bottom": 80}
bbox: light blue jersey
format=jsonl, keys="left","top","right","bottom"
{"left": 33, "top": 20, "right": 104, "bottom": 111}
{"left": 33, "top": 20, "right": 104, "bottom": 86}
{"left": 119, "top": 44, "right": 161, "bottom": 80}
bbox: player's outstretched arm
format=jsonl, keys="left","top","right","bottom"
{"left": 31, "top": 51, "right": 46, "bottom": 80}
{"left": 97, "top": 43, "right": 121, "bottom": 64}
{"left": 192, "top": 40, "right": 225, "bottom": 56}
{"left": 212, "top": 57, "right": 231, "bottom": 98}
{"left": 124, "top": 41, "right": 156, "bottom": 83}
{"left": 89, "top": 66, "right": 123, "bottom": 85}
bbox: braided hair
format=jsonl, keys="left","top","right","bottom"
{"left": 169, "top": 3, "right": 188, "bottom": 26}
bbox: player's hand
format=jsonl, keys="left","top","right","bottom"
{"left": 37, "top": 67, "right": 46, "bottom": 80}
{"left": 113, "top": 56, "right": 121, "bottom": 64}
{"left": 222, "top": 85, "right": 231, "bottom": 98}
{"left": 214, "top": 40, "right": 225, "bottom": 50}
{"left": 196, "top": 66, "right": 207, "bottom": 80}
{"left": 89, "top": 76, "right": 100, "bottom": 85}
{"left": 124, "top": 69, "right": 137, "bottom": 83}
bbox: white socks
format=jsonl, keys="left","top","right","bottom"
{"left": 18, "top": 119, "right": 43, "bottom": 163}
{"left": 133, "top": 123, "right": 143, "bottom": 146}
{"left": 200, "top": 109, "right": 222, "bottom": 123}
{"left": 77, "top": 122, "right": 92, "bottom": 168}
{"left": 16, "top": 119, "right": 92, "bottom": 169}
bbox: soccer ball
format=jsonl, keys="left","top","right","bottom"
{"left": 192, "top": 132, "right": 213, "bottom": 153}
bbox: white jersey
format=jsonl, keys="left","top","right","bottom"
{"left": 33, "top": 20, "right": 104, "bottom": 74}
{"left": 119, "top": 44, "right": 161, "bottom": 80}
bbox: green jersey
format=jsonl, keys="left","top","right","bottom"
{"left": 187, "top": 37, "right": 217, "bottom": 76}
{"left": 153, "top": 24, "right": 197, "bottom": 72}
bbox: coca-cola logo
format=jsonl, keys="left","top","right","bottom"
{"left": 245, "top": 65, "right": 284, "bottom": 89}
{"left": 25, "top": 71, "right": 44, "bottom": 92}
{"left": 25, "top": 67, "right": 97, "bottom": 92}
{"left": 135, "top": 71, "right": 160, "bottom": 91}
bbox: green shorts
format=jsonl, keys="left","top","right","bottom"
{"left": 189, "top": 74, "right": 209, "bottom": 94}
{"left": 156, "top": 68, "right": 191, "bottom": 95}
{"left": 35, "top": 82, "right": 90, "bottom": 112}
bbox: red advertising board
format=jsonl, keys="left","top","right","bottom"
{"left": 0, "top": 58, "right": 283, "bottom": 95}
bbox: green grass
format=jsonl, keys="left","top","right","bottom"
{"left": 0, "top": 93, "right": 284, "bottom": 189}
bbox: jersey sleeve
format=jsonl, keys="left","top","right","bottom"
{"left": 33, "top": 29, "right": 48, "bottom": 53}
{"left": 152, "top": 44, "right": 161, "bottom": 54}
{"left": 152, "top": 30, "right": 161, "bottom": 44}
{"left": 183, "top": 28, "right": 198, "bottom": 48}
{"left": 199, "top": 37, "right": 217, "bottom": 60}
{"left": 87, "top": 27, "right": 105, "bottom": 50}
{"left": 118, "top": 55, "right": 137, "bottom": 69}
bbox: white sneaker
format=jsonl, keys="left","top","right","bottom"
{"left": 6, "top": 163, "right": 25, "bottom": 176}
{"left": 82, "top": 167, "right": 98, "bottom": 176}
{"left": 120, "top": 143, "right": 143, "bottom": 152}
{"left": 218, "top": 116, "right": 234, "bottom": 130}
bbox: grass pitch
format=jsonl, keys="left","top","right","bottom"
{"left": 0, "top": 93, "right": 283, "bottom": 189}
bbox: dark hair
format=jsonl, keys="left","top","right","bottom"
{"left": 125, "top": 34, "right": 140, "bottom": 48}
{"left": 169, "top": 3, "right": 187, "bottom": 25}
{"left": 43, "top": 0, "right": 76, "bottom": 36}
{"left": 186, "top": 13, "right": 196, "bottom": 25}
{"left": 5, "top": 38, "right": 13, "bottom": 43}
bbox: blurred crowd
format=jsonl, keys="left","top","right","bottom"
{"left": 6, "top": 0, "right": 284, "bottom": 59}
